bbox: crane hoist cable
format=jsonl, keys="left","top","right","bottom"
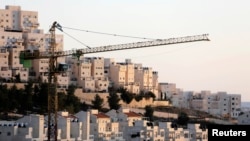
{"left": 60, "top": 30, "right": 91, "bottom": 49}
{"left": 61, "top": 26, "right": 156, "bottom": 40}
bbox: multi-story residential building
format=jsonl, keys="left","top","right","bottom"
{"left": 159, "top": 122, "right": 189, "bottom": 141}
{"left": 106, "top": 59, "right": 140, "bottom": 93}
{"left": 187, "top": 123, "right": 208, "bottom": 141}
{"left": 109, "top": 60, "right": 128, "bottom": 88}
{"left": 229, "top": 94, "right": 241, "bottom": 118}
{"left": 207, "top": 92, "right": 241, "bottom": 118}
{"left": 0, "top": 46, "right": 12, "bottom": 81}
{"left": 89, "top": 109, "right": 125, "bottom": 141}
{"left": 0, "top": 25, "right": 28, "bottom": 82}
{"left": 125, "top": 120, "right": 165, "bottom": 141}
{"left": 158, "top": 83, "right": 178, "bottom": 100}
{"left": 0, "top": 114, "right": 46, "bottom": 141}
{"left": 67, "top": 57, "right": 109, "bottom": 92}
{"left": 0, "top": 5, "right": 66, "bottom": 84}
{"left": 0, "top": 111, "right": 94, "bottom": 141}
{"left": 168, "top": 89, "right": 242, "bottom": 118}
{"left": 0, "top": 108, "right": 212, "bottom": 141}
{"left": 159, "top": 122, "right": 208, "bottom": 141}
{"left": 189, "top": 91, "right": 210, "bottom": 112}
{"left": 134, "top": 64, "right": 159, "bottom": 96}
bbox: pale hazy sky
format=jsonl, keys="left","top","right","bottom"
{"left": 1, "top": 0, "right": 250, "bottom": 101}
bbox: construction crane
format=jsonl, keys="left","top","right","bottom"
{"left": 20, "top": 21, "right": 209, "bottom": 141}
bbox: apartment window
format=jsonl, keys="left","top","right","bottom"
{"left": 7, "top": 132, "right": 11, "bottom": 136}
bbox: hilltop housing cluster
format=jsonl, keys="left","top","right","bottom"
{"left": 1, "top": 4, "right": 250, "bottom": 141}
{"left": 0, "top": 6, "right": 246, "bottom": 118}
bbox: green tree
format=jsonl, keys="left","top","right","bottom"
{"left": 107, "top": 92, "right": 121, "bottom": 110}
{"left": 134, "top": 94, "right": 143, "bottom": 102}
{"left": 144, "top": 91, "right": 156, "bottom": 100}
{"left": 118, "top": 87, "right": 134, "bottom": 104}
{"left": 91, "top": 94, "right": 104, "bottom": 110}
{"left": 177, "top": 112, "right": 189, "bottom": 126}
{"left": 21, "top": 82, "right": 34, "bottom": 113}
{"left": 34, "top": 82, "right": 49, "bottom": 114}
{"left": 81, "top": 101, "right": 89, "bottom": 111}
{"left": 144, "top": 105, "right": 154, "bottom": 121}
{"left": 8, "top": 85, "right": 20, "bottom": 111}
{"left": 65, "top": 84, "right": 81, "bottom": 113}
{"left": 0, "top": 84, "right": 8, "bottom": 112}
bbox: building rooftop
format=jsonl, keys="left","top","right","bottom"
{"left": 124, "top": 111, "right": 142, "bottom": 117}
{"left": 93, "top": 112, "right": 110, "bottom": 118}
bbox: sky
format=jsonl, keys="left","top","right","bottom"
{"left": 1, "top": 0, "right": 250, "bottom": 101}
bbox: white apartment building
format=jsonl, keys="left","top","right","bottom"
{"left": 189, "top": 91, "right": 210, "bottom": 112}
{"left": 0, "top": 114, "right": 46, "bottom": 141}
{"left": 66, "top": 57, "right": 109, "bottom": 92}
{"left": 0, "top": 111, "right": 94, "bottom": 141}
{"left": 159, "top": 122, "right": 208, "bottom": 141}
{"left": 107, "top": 59, "right": 139, "bottom": 93}
{"left": 0, "top": 5, "right": 66, "bottom": 84}
{"left": 0, "top": 46, "right": 12, "bottom": 81}
{"left": 207, "top": 92, "right": 241, "bottom": 118}
{"left": 171, "top": 90, "right": 242, "bottom": 118}
{"left": 134, "top": 64, "right": 159, "bottom": 96}
{"left": 0, "top": 27, "right": 28, "bottom": 82}
{"left": 159, "top": 122, "right": 189, "bottom": 141}
{"left": 0, "top": 108, "right": 213, "bottom": 141}
{"left": 89, "top": 109, "right": 125, "bottom": 141}
{"left": 125, "top": 120, "right": 165, "bottom": 141}
{"left": 187, "top": 123, "right": 208, "bottom": 141}
{"left": 158, "top": 83, "right": 178, "bottom": 100}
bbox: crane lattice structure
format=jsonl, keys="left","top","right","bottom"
{"left": 20, "top": 21, "right": 210, "bottom": 141}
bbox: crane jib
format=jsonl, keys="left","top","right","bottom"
{"left": 20, "top": 34, "right": 209, "bottom": 62}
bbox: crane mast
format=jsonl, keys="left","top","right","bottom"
{"left": 47, "top": 22, "right": 58, "bottom": 141}
{"left": 20, "top": 21, "right": 210, "bottom": 141}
